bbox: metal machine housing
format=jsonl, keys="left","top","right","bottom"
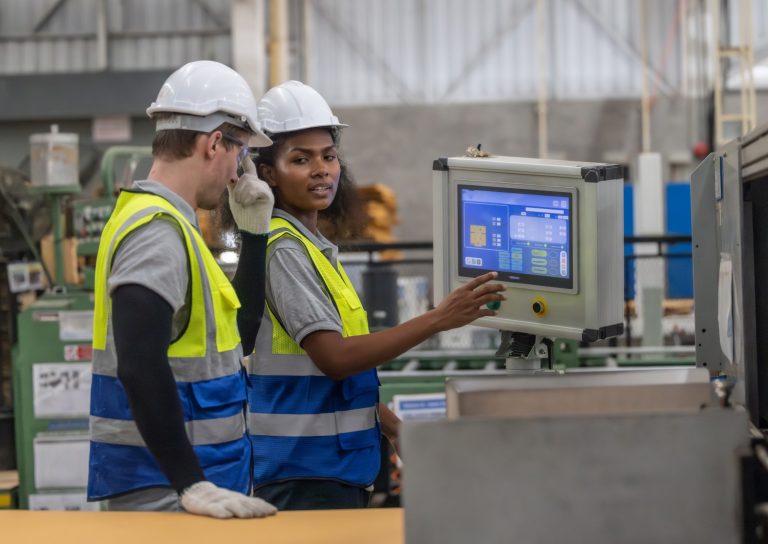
{"left": 433, "top": 155, "right": 624, "bottom": 342}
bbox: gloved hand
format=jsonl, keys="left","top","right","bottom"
{"left": 228, "top": 156, "right": 274, "bottom": 234}
{"left": 180, "top": 481, "right": 278, "bottom": 519}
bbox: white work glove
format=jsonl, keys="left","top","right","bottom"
{"left": 228, "top": 156, "right": 274, "bottom": 234}
{"left": 180, "top": 481, "right": 278, "bottom": 519}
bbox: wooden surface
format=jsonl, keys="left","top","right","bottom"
{"left": 1, "top": 507, "right": 404, "bottom": 543}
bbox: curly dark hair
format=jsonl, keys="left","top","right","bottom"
{"left": 252, "top": 128, "right": 368, "bottom": 242}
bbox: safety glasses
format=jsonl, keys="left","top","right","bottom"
{"left": 222, "top": 133, "right": 249, "bottom": 166}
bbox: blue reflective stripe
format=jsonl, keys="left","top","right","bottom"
{"left": 87, "top": 437, "right": 251, "bottom": 500}
{"left": 91, "top": 372, "right": 246, "bottom": 421}
{"left": 250, "top": 432, "right": 381, "bottom": 488}
{"left": 248, "top": 374, "right": 378, "bottom": 414}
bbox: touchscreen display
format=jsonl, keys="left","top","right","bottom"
{"left": 458, "top": 184, "right": 574, "bottom": 290}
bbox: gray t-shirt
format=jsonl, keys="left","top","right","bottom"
{"left": 108, "top": 180, "right": 197, "bottom": 338}
{"left": 265, "top": 209, "right": 343, "bottom": 345}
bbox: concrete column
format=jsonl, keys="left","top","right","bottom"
{"left": 231, "top": 0, "right": 267, "bottom": 99}
{"left": 634, "top": 152, "right": 666, "bottom": 347}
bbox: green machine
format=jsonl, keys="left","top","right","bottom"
{"left": 12, "top": 129, "right": 151, "bottom": 510}
{"left": 72, "top": 146, "right": 152, "bottom": 289}
{"left": 378, "top": 339, "right": 584, "bottom": 407}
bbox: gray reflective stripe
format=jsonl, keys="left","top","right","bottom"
{"left": 90, "top": 413, "right": 245, "bottom": 446}
{"left": 249, "top": 311, "right": 325, "bottom": 377}
{"left": 268, "top": 227, "right": 293, "bottom": 241}
{"left": 247, "top": 353, "right": 325, "bottom": 377}
{"left": 92, "top": 346, "right": 242, "bottom": 382}
{"left": 248, "top": 406, "right": 376, "bottom": 437}
{"left": 181, "top": 219, "right": 218, "bottom": 351}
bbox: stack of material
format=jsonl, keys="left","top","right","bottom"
{"left": 357, "top": 183, "right": 399, "bottom": 244}
{"left": 357, "top": 183, "right": 402, "bottom": 260}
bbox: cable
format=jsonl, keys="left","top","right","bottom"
{"left": 0, "top": 178, "right": 53, "bottom": 287}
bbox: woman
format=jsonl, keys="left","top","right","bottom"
{"left": 247, "top": 81, "right": 505, "bottom": 510}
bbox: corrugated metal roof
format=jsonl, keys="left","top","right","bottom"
{"left": 0, "top": 0, "right": 232, "bottom": 73}
{"left": 0, "top": 0, "right": 762, "bottom": 103}
{"left": 306, "top": 0, "right": 685, "bottom": 105}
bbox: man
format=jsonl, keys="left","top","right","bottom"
{"left": 87, "top": 60, "right": 277, "bottom": 519}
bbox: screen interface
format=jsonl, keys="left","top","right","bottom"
{"left": 458, "top": 184, "right": 574, "bottom": 289}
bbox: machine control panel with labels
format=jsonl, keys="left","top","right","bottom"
{"left": 72, "top": 199, "right": 114, "bottom": 255}
{"left": 433, "top": 155, "right": 624, "bottom": 341}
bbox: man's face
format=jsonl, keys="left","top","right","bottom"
{"left": 198, "top": 129, "right": 249, "bottom": 211}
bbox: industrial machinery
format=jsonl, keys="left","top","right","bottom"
{"left": 432, "top": 155, "right": 624, "bottom": 370}
{"left": 11, "top": 127, "right": 151, "bottom": 510}
{"left": 400, "top": 148, "right": 768, "bottom": 543}
{"left": 690, "top": 124, "right": 768, "bottom": 429}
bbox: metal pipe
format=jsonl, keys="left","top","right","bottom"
{"left": 536, "top": 0, "right": 549, "bottom": 159}
{"left": 712, "top": 0, "right": 723, "bottom": 146}
{"left": 0, "top": 29, "right": 229, "bottom": 42}
{"left": 681, "top": 0, "right": 689, "bottom": 97}
{"left": 33, "top": 0, "right": 67, "bottom": 33}
{"left": 269, "top": 0, "right": 289, "bottom": 85}
{"left": 302, "top": 0, "right": 313, "bottom": 83}
{"left": 0, "top": 181, "right": 53, "bottom": 287}
{"left": 51, "top": 194, "right": 65, "bottom": 285}
{"left": 95, "top": 0, "right": 108, "bottom": 71}
{"left": 742, "top": 0, "right": 756, "bottom": 133}
{"left": 639, "top": 0, "right": 652, "bottom": 153}
{"left": 231, "top": 0, "right": 267, "bottom": 99}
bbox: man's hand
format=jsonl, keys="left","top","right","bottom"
{"left": 180, "top": 481, "right": 278, "bottom": 519}
{"left": 228, "top": 156, "right": 274, "bottom": 234}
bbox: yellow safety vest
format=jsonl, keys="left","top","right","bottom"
{"left": 88, "top": 189, "right": 249, "bottom": 500}
{"left": 248, "top": 216, "right": 380, "bottom": 487}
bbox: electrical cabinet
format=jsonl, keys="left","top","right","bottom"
{"left": 12, "top": 291, "right": 97, "bottom": 510}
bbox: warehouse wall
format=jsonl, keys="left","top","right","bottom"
{"left": 336, "top": 96, "right": 693, "bottom": 240}
{"left": 4, "top": 92, "right": 758, "bottom": 241}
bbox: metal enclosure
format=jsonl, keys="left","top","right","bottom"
{"left": 444, "top": 368, "right": 713, "bottom": 419}
{"left": 402, "top": 409, "right": 748, "bottom": 544}
{"left": 12, "top": 293, "right": 94, "bottom": 509}
{"left": 433, "top": 155, "right": 623, "bottom": 341}
{"left": 691, "top": 124, "right": 768, "bottom": 425}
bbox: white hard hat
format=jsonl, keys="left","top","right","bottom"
{"left": 146, "top": 60, "right": 272, "bottom": 147}
{"left": 257, "top": 80, "right": 348, "bottom": 135}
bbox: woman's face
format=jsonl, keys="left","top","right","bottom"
{"left": 261, "top": 128, "right": 341, "bottom": 218}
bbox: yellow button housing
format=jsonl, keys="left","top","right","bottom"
{"left": 532, "top": 297, "right": 548, "bottom": 317}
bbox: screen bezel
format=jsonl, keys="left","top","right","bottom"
{"left": 457, "top": 182, "right": 578, "bottom": 293}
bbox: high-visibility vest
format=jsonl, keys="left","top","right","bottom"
{"left": 248, "top": 217, "right": 380, "bottom": 488}
{"left": 88, "top": 189, "right": 249, "bottom": 500}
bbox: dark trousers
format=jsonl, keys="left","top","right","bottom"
{"left": 254, "top": 479, "right": 371, "bottom": 511}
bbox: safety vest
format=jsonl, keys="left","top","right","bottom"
{"left": 88, "top": 189, "right": 250, "bottom": 500}
{"left": 248, "top": 217, "right": 380, "bottom": 488}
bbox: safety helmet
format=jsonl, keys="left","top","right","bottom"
{"left": 257, "top": 80, "right": 348, "bottom": 135}
{"left": 146, "top": 60, "right": 272, "bottom": 147}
